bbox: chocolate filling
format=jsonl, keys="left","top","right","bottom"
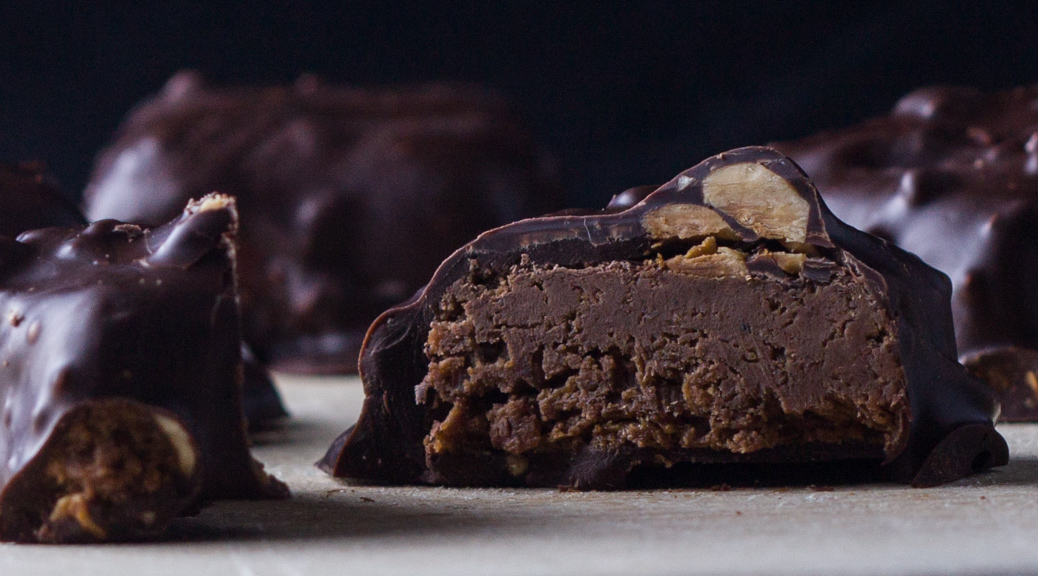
{"left": 419, "top": 248, "right": 907, "bottom": 485}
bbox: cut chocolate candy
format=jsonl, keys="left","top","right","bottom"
{"left": 0, "top": 194, "right": 286, "bottom": 543}
{"left": 1, "top": 161, "right": 286, "bottom": 432}
{"left": 83, "top": 72, "right": 564, "bottom": 374}
{"left": 774, "top": 85, "right": 1038, "bottom": 420}
{"left": 320, "top": 147, "right": 1007, "bottom": 489}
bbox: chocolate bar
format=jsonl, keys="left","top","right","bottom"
{"left": 320, "top": 147, "right": 1007, "bottom": 489}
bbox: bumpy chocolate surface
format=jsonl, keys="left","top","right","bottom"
{"left": 320, "top": 147, "right": 1007, "bottom": 490}
{"left": 0, "top": 160, "right": 286, "bottom": 431}
{"left": 0, "top": 195, "right": 286, "bottom": 543}
{"left": 83, "top": 72, "right": 564, "bottom": 373}
{"left": 774, "top": 85, "right": 1038, "bottom": 421}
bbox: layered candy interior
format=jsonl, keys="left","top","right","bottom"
{"left": 419, "top": 237, "right": 909, "bottom": 485}
{"left": 0, "top": 400, "right": 200, "bottom": 543}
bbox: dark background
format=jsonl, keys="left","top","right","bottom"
{"left": 2, "top": 1, "right": 1038, "bottom": 208}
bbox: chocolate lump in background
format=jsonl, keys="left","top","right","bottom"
{"left": 0, "top": 162, "right": 86, "bottom": 232}
{"left": 0, "top": 195, "right": 287, "bottom": 543}
{"left": 774, "top": 85, "right": 1038, "bottom": 421}
{"left": 83, "top": 72, "right": 565, "bottom": 374}
{"left": 0, "top": 161, "right": 286, "bottom": 432}
{"left": 320, "top": 147, "right": 1007, "bottom": 490}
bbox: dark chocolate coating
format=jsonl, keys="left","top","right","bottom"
{"left": 0, "top": 196, "right": 286, "bottom": 541}
{"left": 774, "top": 85, "right": 1038, "bottom": 420}
{"left": 83, "top": 72, "right": 564, "bottom": 373}
{"left": 0, "top": 161, "right": 286, "bottom": 430}
{"left": 320, "top": 146, "right": 1007, "bottom": 489}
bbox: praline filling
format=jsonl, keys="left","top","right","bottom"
{"left": 0, "top": 400, "right": 198, "bottom": 543}
{"left": 419, "top": 235, "right": 907, "bottom": 485}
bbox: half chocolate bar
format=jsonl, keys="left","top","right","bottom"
{"left": 0, "top": 194, "right": 286, "bottom": 543}
{"left": 320, "top": 147, "right": 1007, "bottom": 489}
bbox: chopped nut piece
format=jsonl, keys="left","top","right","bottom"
{"left": 782, "top": 241, "right": 819, "bottom": 255}
{"left": 684, "top": 236, "right": 718, "bottom": 258}
{"left": 702, "top": 162, "right": 810, "bottom": 243}
{"left": 506, "top": 454, "right": 529, "bottom": 476}
{"left": 758, "top": 251, "right": 807, "bottom": 275}
{"left": 192, "top": 194, "right": 234, "bottom": 213}
{"left": 154, "top": 413, "right": 198, "bottom": 476}
{"left": 642, "top": 204, "right": 738, "bottom": 241}
{"left": 1027, "top": 371, "right": 1038, "bottom": 397}
{"left": 664, "top": 246, "right": 749, "bottom": 278}
{"left": 49, "top": 494, "right": 107, "bottom": 540}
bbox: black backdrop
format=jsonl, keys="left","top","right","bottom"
{"left": 2, "top": 1, "right": 1038, "bottom": 208}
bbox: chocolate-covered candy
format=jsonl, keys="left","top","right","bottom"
{"left": 0, "top": 195, "right": 286, "bottom": 543}
{"left": 0, "top": 160, "right": 286, "bottom": 431}
{"left": 774, "top": 85, "right": 1038, "bottom": 420}
{"left": 83, "top": 72, "right": 564, "bottom": 373}
{"left": 320, "top": 147, "right": 1007, "bottom": 489}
